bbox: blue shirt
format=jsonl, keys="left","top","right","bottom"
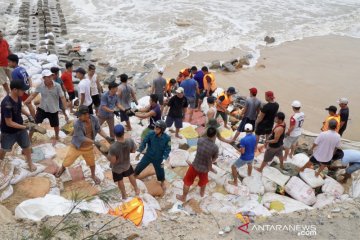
{"left": 98, "top": 91, "right": 119, "bottom": 119}
{"left": 138, "top": 131, "right": 171, "bottom": 161}
{"left": 1, "top": 96, "right": 23, "bottom": 133}
{"left": 11, "top": 66, "right": 30, "bottom": 89}
{"left": 71, "top": 115, "right": 101, "bottom": 149}
{"left": 239, "top": 134, "right": 256, "bottom": 161}
{"left": 194, "top": 71, "right": 204, "bottom": 90}
{"left": 342, "top": 149, "right": 360, "bottom": 165}
{"left": 180, "top": 78, "right": 197, "bottom": 98}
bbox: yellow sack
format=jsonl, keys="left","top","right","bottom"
{"left": 61, "top": 121, "right": 74, "bottom": 135}
{"left": 269, "top": 200, "right": 285, "bottom": 212}
{"left": 219, "top": 128, "right": 233, "bottom": 139}
{"left": 108, "top": 197, "right": 144, "bottom": 226}
{"left": 180, "top": 126, "right": 198, "bottom": 139}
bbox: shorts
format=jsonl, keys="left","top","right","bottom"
{"left": 91, "top": 94, "right": 101, "bottom": 107}
{"left": 166, "top": 116, "right": 183, "bottom": 129}
{"left": 346, "top": 163, "right": 360, "bottom": 175}
{"left": 22, "top": 92, "right": 29, "bottom": 102}
{"left": 183, "top": 165, "right": 209, "bottom": 187}
{"left": 87, "top": 104, "right": 94, "bottom": 114}
{"left": 216, "top": 111, "right": 228, "bottom": 122}
{"left": 119, "top": 109, "right": 130, "bottom": 122}
{"left": 200, "top": 89, "right": 216, "bottom": 100}
{"left": 156, "top": 93, "right": 164, "bottom": 105}
{"left": 283, "top": 136, "right": 300, "bottom": 149}
{"left": 63, "top": 144, "right": 95, "bottom": 167}
{"left": 112, "top": 166, "right": 135, "bottom": 182}
{"left": 0, "top": 67, "right": 10, "bottom": 84}
{"left": 35, "top": 108, "right": 59, "bottom": 127}
{"left": 233, "top": 158, "right": 253, "bottom": 168}
{"left": 264, "top": 146, "right": 284, "bottom": 162}
{"left": 186, "top": 96, "right": 196, "bottom": 109}
{"left": 68, "top": 91, "right": 76, "bottom": 101}
{"left": 0, "top": 130, "right": 31, "bottom": 151}
{"left": 255, "top": 124, "right": 272, "bottom": 136}
{"left": 98, "top": 116, "right": 115, "bottom": 137}
{"left": 309, "top": 156, "right": 331, "bottom": 166}
{"left": 237, "top": 118, "right": 255, "bottom": 132}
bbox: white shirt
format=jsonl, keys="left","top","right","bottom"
{"left": 86, "top": 73, "right": 99, "bottom": 96}
{"left": 78, "top": 78, "right": 92, "bottom": 106}
{"left": 313, "top": 130, "right": 341, "bottom": 162}
{"left": 289, "top": 112, "right": 305, "bottom": 137}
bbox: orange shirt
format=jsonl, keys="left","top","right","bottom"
{"left": 61, "top": 71, "right": 74, "bottom": 92}
{"left": 321, "top": 114, "right": 341, "bottom": 132}
{"left": 216, "top": 92, "right": 232, "bottom": 112}
{"left": 0, "top": 39, "right": 10, "bottom": 67}
{"left": 203, "top": 73, "right": 216, "bottom": 91}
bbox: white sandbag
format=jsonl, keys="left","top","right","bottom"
{"left": 0, "top": 185, "right": 14, "bottom": 201}
{"left": 142, "top": 201, "right": 158, "bottom": 226}
{"left": 0, "top": 161, "right": 15, "bottom": 191}
{"left": 142, "top": 193, "right": 161, "bottom": 210}
{"left": 322, "top": 177, "right": 344, "bottom": 197}
{"left": 46, "top": 54, "right": 58, "bottom": 63}
{"left": 188, "top": 152, "right": 196, "bottom": 164}
{"left": 82, "top": 163, "right": 105, "bottom": 182}
{"left": 312, "top": 193, "right": 336, "bottom": 208}
{"left": 208, "top": 165, "right": 228, "bottom": 185}
{"left": 136, "top": 179, "right": 148, "bottom": 194}
{"left": 262, "top": 176, "right": 277, "bottom": 193}
{"left": 15, "top": 194, "right": 108, "bottom": 221}
{"left": 42, "top": 62, "right": 59, "bottom": 70}
{"left": 236, "top": 199, "right": 272, "bottom": 217}
{"left": 224, "top": 181, "right": 250, "bottom": 197}
{"left": 169, "top": 149, "right": 189, "bottom": 167}
{"left": 350, "top": 178, "right": 360, "bottom": 198}
{"left": 200, "top": 196, "right": 237, "bottom": 214}
{"left": 262, "top": 166, "right": 290, "bottom": 186}
{"left": 32, "top": 144, "right": 57, "bottom": 159}
{"left": 10, "top": 167, "right": 30, "bottom": 185}
{"left": 285, "top": 176, "right": 316, "bottom": 206}
{"left": 26, "top": 163, "right": 46, "bottom": 177}
{"left": 299, "top": 168, "right": 325, "bottom": 188}
{"left": 211, "top": 88, "right": 224, "bottom": 98}
{"left": 238, "top": 165, "right": 261, "bottom": 178}
{"left": 289, "top": 153, "right": 310, "bottom": 168}
{"left": 242, "top": 175, "right": 265, "bottom": 195}
{"left": 137, "top": 96, "right": 150, "bottom": 108}
{"left": 262, "top": 192, "right": 313, "bottom": 213}
{"left": 168, "top": 202, "right": 190, "bottom": 215}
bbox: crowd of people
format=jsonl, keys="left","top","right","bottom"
{"left": 0, "top": 31, "right": 358, "bottom": 202}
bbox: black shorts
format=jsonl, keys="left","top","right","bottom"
{"left": 119, "top": 109, "right": 130, "bottom": 122}
{"left": 91, "top": 94, "right": 101, "bottom": 107}
{"left": 216, "top": 111, "right": 228, "bottom": 122}
{"left": 156, "top": 93, "right": 164, "bottom": 105}
{"left": 255, "top": 124, "right": 272, "bottom": 136}
{"left": 310, "top": 156, "right": 331, "bottom": 166}
{"left": 68, "top": 91, "right": 76, "bottom": 101}
{"left": 112, "top": 166, "right": 134, "bottom": 182}
{"left": 35, "top": 108, "right": 59, "bottom": 127}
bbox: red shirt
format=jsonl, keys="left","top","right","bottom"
{"left": 61, "top": 71, "right": 74, "bottom": 92}
{"left": 0, "top": 39, "right": 10, "bottom": 67}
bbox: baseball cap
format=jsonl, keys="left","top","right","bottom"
{"left": 265, "top": 91, "right": 275, "bottom": 100}
{"left": 108, "top": 81, "right": 119, "bottom": 89}
{"left": 244, "top": 123, "right": 253, "bottom": 132}
{"left": 114, "top": 124, "right": 125, "bottom": 136}
{"left": 325, "top": 105, "right": 337, "bottom": 113}
{"left": 337, "top": 97, "right": 348, "bottom": 104}
{"left": 249, "top": 87, "right": 257, "bottom": 95}
{"left": 291, "top": 100, "right": 301, "bottom": 108}
{"left": 176, "top": 87, "right": 184, "bottom": 93}
{"left": 75, "top": 105, "right": 89, "bottom": 116}
{"left": 158, "top": 67, "right": 164, "bottom": 74}
{"left": 227, "top": 87, "right": 236, "bottom": 95}
{"left": 10, "top": 78, "right": 30, "bottom": 91}
{"left": 42, "top": 69, "right": 53, "bottom": 77}
{"left": 75, "top": 67, "right": 86, "bottom": 75}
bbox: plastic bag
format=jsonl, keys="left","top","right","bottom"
{"left": 262, "top": 192, "right": 313, "bottom": 213}
{"left": 242, "top": 175, "right": 265, "bottom": 195}
{"left": 224, "top": 180, "right": 250, "bottom": 197}
{"left": 262, "top": 176, "right": 277, "bottom": 193}
{"left": 284, "top": 176, "right": 316, "bottom": 206}
{"left": 0, "top": 185, "right": 13, "bottom": 201}
{"left": 262, "top": 166, "right": 290, "bottom": 186}
{"left": 299, "top": 168, "right": 325, "bottom": 188}
{"left": 169, "top": 149, "right": 190, "bottom": 167}
{"left": 322, "top": 177, "right": 344, "bottom": 197}
{"left": 312, "top": 193, "right": 336, "bottom": 208}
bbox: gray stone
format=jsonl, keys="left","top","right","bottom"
{"left": 106, "top": 66, "right": 117, "bottom": 73}
{"left": 104, "top": 75, "right": 116, "bottom": 84}
{"left": 144, "top": 63, "right": 155, "bottom": 69}
{"left": 65, "top": 43, "right": 72, "bottom": 51}
{"left": 264, "top": 36, "right": 275, "bottom": 44}
{"left": 72, "top": 60, "right": 81, "bottom": 67}
{"left": 209, "top": 60, "right": 221, "bottom": 69}
{"left": 222, "top": 62, "right": 236, "bottom": 72}
{"left": 236, "top": 57, "right": 250, "bottom": 68}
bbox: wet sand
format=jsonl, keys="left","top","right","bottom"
{"left": 165, "top": 35, "right": 360, "bottom": 141}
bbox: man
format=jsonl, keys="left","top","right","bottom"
{"left": 299, "top": 120, "right": 341, "bottom": 177}
{"left": 283, "top": 100, "right": 305, "bottom": 160}
{"left": 339, "top": 149, "right": 360, "bottom": 183}
{"left": 205, "top": 96, "right": 216, "bottom": 124}
{"left": 51, "top": 67, "right": 69, "bottom": 122}
{"left": 255, "top": 91, "right": 279, "bottom": 149}
{"left": 216, "top": 87, "right": 236, "bottom": 129}
{"left": 61, "top": 62, "right": 75, "bottom": 113}
{"left": 232, "top": 87, "right": 261, "bottom": 142}
{"left": 176, "top": 127, "right": 218, "bottom": 202}
{"left": 165, "top": 87, "right": 188, "bottom": 139}
{"left": 203, "top": 118, "right": 232, "bottom": 144}
{"left": 180, "top": 71, "right": 198, "bottom": 122}
{"left": 202, "top": 67, "right": 217, "bottom": 97}
{"left": 151, "top": 68, "right": 166, "bottom": 110}
{"left": 176, "top": 68, "right": 190, "bottom": 85}
{"left": 338, "top": 98, "right": 349, "bottom": 136}
{"left": 108, "top": 124, "right": 140, "bottom": 199}
{"left": 194, "top": 66, "right": 205, "bottom": 111}
{"left": 0, "top": 30, "right": 11, "bottom": 94}
{"left": 55, "top": 105, "right": 112, "bottom": 184}
{"left": 190, "top": 66, "right": 197, "bottom": 78}
{"left": 76, "top": 67, "right": 93, "bottom": 114}
{"left": 165, "top": 78, "right": 177, "bottom": 97}
{"left": 321, "top": 105, "right": 340, "bottom": 133}
{"left": 86, "top": 64, "right": 102, "bottom": 115}
{"left": 98, "top": 81, "right": 122, "bottom": 138}
{"left": 256, "top": 112, "right": 286, "bottom": 173}
{"left": 134, "top": 120, "right": 171, "bottom": 191}
{"left": 229, "top": 124, "right": 256, "bottom": 185}
{"left": 25, "top": 69, "right": 67, "bottom": 145}
{"left": 118, "top": 73, "right": 138, "bottom": 131}
{"left": 7, "top": 54, "right": 35, "bottom": 120}
{"left": 0, "top": 78, "right": 36, "bottom": 171}
{"left": 134, "top": 94, "right": 162, "bottom": 140}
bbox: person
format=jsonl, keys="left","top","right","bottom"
{"left": 321, "top": 105, "right": 340, "bottom": 133}
{"left": 338, "top": 97, "right": 349, "bottom": 136}
{"left": 0, "top": 30, "right": 11, "bottom": 94}
{"left": 232, "top": 87, "right": 261, "bottom": 142}
{"left": 76, "top": 67, "right": 93, "bottom": 114}
{"left": 61, "top": 62, "right": 75, "bottom": 113}
{"left": 134, "top": 120, "right": 171, "bottom": 191}
{"left": 134, "top": 94, "right": 162, "bottom": 140}
{"left": 151, "top": 68, "right": 166, "bottom": 111}
{"left": 0, "top": 78, "right": 36, "bottom": 171}
{"left": 338, "top": 149, "right": 360, "bottom": 183}
{"left": 256, "top": 112, "right": 286, "bottom": 173}
{"left": 55, "top": 105, "right": 112, "bottom": 184}
{"left": 194, "top": 66, "right": 205, "bottom": 111}
{"left": 180, "top": 71, "right": 198, "bottom": 122}
{"left": 98, "top": 81, "right": 122, "bottom": 138}
{"left": 165, "top": 87, "right": 188, "bottom": 139}
{"left": 299, "top": 119, "right": 341, "bottom": 177}
{"left": 216, "top": 87, "right": 236, "bottom": 129}
{"left": 51, "top": 67, "right": 69, "bottom": 122}
{"left": 190, "top": 66, "right": 197, "bottom": 78}
{"left": 117, "top": 73, "right": 138, "bottom": 131}
{"left": 205, "top": 96, "right": 216, "bottom": 124}
{"left": 25, "top": 69, "right": 67, "bottom": 145}
{"left": 255, "top": 91, "right": 279, "bottom": 150}
{"left": 229, "top": 124, "right": 256, "bottom": 185}
{"left": 176, "top": 68, "right": 190, "bottom": 85}
{"left": 203, "top": 118, "right": 232, "bottom": 144}
{"left": 165, "top": 78, "right": 177, "bottom": 97}
{"left": 108, "top": 124, "right": 140, "bottom": 199}
{"left": 176, "top": 127, "right": 219, "bottom": 202}
{"left": 283, "top": 100, "right": 305, "bottom": 160}
{"left": 7, "top": 54, "right": 35, "bottom": 120}
{"left": 202, "top": 67, "right": 217, "bottom": 97}
{"left": 86, "top": 64, "right": 102, "bottom": 115}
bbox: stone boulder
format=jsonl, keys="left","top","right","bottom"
{"left": 264, "top": 36, "right": 275, "bottom": 44}
{"left": 222, "top": 61, "right": 236, "bottom": 72}
{"left": 209, "top": 60, "right": 221, "bottom": 69}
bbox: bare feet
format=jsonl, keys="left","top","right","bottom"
{"left": 176, "top": 194, "right": 186, "bottom": 202}
{"left": 161, "top": 181, "right": 167, "bottom": 192}
{"left": 228, "top": 180, "right": 238, "bottom": 186}
{"left": 28, "top": 163, "right": 37, "bottom": 172}
{"left": 175, "top": 134, "right": 183, "bottom": 139}
{"left": 255, "top": 167, "right": 263, "bottom": 173}
{"left": 91, "top": 175, "right": 101, "bottom": 185}
{"left": 135, "top": 187, "right": 140, "bottom": 196}
{"left": 121, "top": 194, "right": 128, "bottom": 200}
{"left": 55, "top": 166, "right": 66, "bottom": 178}
{"left": 52, "top": 137, "right": 60, "bottom": 146}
